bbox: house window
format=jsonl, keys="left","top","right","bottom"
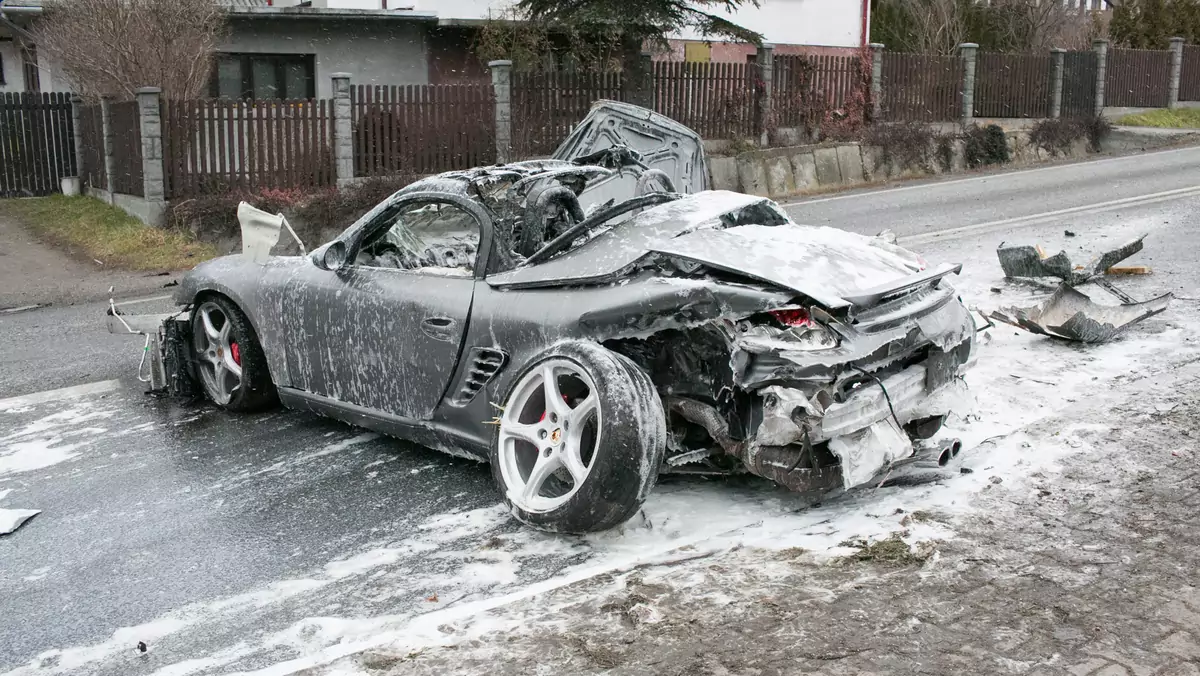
{"left": 211, "top": 53, "right": 315, "bottom": 99}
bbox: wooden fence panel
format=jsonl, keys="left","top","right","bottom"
{"left": 352, "top": 83, "right": 497, "bottom": 175}
{"left": 974, "top": 52, "right": 1052, "bottom": 118}
{"left": 510, "top": 72, "right": 620, "bottom": 159}
{"left": 1061, "top": 51, "right": 1098, "bottom": 118}
{"left": 109, "top": 100, "right": 143, "bottom": 197}
{"left": 880, "top": 53, "right": 962, "bottom": 122}
{"left": 0, "top": 92, "right": 76, "bottom": 198}
{"left": 652, "top": 61, "right": 757, "bottom": 140}
{"left": 1181, "top": 45, "right": 1200, "bottom": 102}
{"left": 1106, "top": 48, "right": 1171, "bottom": 107}
{"left": 164, "top": 98, "right": 334, "bottom": 199}
{"left": 773, "top": 54, "right": 866, "bottom": 128}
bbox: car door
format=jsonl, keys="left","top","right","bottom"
{"left": 280, "top": 195, "right": 489, "bottom": 421}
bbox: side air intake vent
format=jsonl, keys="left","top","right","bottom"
{"left": 450, "top": 347, "right": 507, "bottom": 407}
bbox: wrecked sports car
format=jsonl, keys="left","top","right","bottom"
{"left": 112, "top": 102, "right": 976, "bottom": 533}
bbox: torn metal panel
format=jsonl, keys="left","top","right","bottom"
{"left": 829, "top": 418, "right": 913, "bottom": 488}
{"left": 992, "top": 285, "right": 1172, "bottom": 343}
{"left": 997, "top": 234, "right": 1148, "bottom": 285}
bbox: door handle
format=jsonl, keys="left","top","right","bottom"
{"left": 421, "top": 316, "right": 457, "bottom": 342}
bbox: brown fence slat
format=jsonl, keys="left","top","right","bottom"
{"left": 1106, "top": 48, "right": 1171, "bottom": 107}
{"left": 1180, "top": 45, "right": 1200, "bottom": 102}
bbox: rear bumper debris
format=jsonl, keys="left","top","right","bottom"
{"left": 992, "top": 285, "right": 1172, "bottom": 344}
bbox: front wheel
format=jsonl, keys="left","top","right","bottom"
{"left": 491, "top": 342, "right": 666, "bottom": 533}
{"left": 191, "top": 296, "right": 277, "bottom": 412}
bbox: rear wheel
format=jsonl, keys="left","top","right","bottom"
{"left": 491, "top": 342, "right": 665, "bottom": 533}
{"left": 191, "top": 296, "right": 277, "bottom": 412}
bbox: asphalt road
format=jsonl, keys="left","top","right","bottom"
{"left": 1, "top": 148, "right": 1198, "bottom": 675}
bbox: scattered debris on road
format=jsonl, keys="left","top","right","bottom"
{"left": 991, "top": 285, "right": 1172, "bottom": 343}
{"left": 0, "top": 507, "right": 40, "bottom": 535}
{"left": 997, "top": 234, "right": 1148, "bottom": 285}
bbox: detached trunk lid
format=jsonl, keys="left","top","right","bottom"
{"left": 649, "top": 223, "right": 955, "bottom": 310}
{"left": 553, "top": 100, "right": 707, "bottom": 208}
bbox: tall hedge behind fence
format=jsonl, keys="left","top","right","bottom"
{"left": 880, "top": 53, "right": 962, "bottom": 122}
{"left": 352, "top": 84, "right": 496, "bottom": 177}
{"left": 0, "top": 92, "right": 75, "bottom": 198}
{"left": 511, "top": 72, "right": 621, "bottom": 159}
{"left": 163, "top": 99, "right": 334, "bottom": 199}
{"left": 773, "top": 54, "right": 865, "bottom": 127}
{"left": 652, "top": 61, "right": 758, "bottom": 141}
{"left": 1061, "top": 51, "right": 1098, "bottom": 117}
{"left": 109, "top": 100, "right": 143, "bottom": 197}
{"left": 1181, "top": 45, "right": 1200, "bottom": 101}
{"left": 1106, "top": 48, "right": 1171, "bottom": 107}
{"left": 974, "top": 52, "right": 1052, "bottom": 118}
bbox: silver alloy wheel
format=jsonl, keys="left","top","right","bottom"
{"left": 193, "top": 301, "right": 243, "bottom": 405}
{"left": 498, "top": 359, "right": 601, "bottom": 513}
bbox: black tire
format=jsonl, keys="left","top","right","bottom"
{"left": 191, "top": 294, "right": 277, "bottom": 412}
{"left": 490, "top": 341, "right": 666, "bottom": 534}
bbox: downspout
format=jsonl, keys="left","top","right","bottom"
{"left": 860, "top": 0, "right": 870, "bottom": 48}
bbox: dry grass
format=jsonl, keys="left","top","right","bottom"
{"left": 3, "top": 195, "right": 216, "bottom": 271}
{"left": 1115, "top": 108, "right": 1200, "bottom": 129}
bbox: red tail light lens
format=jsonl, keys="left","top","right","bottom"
{"left": 769, "top": 308, "right": 813, "bottom": 327}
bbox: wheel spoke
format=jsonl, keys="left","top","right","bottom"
{"left": 222, "top": 350, "right": 243, "bottom": 378}
{"left": 567, "top": 394, "right": 598, "bottom": 428}
{"left": 560, "top": 442, "right": 588, "bottom": 483}
{"left": 522, "top": 455, "right": 561, "bottom": 502}
{"left": 201, "top": 308, "right": 222, "bottom": 341}
{"left": 501, "top": 421, "right": 541, "bottom": 446}
{"left": 542, "top": 365, "right": 568, "bottom": 417}
{"left": 218, "top": 319, "right": 232, "bottom": 343}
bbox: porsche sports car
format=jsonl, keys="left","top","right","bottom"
{"left": 112, "top": 101, "right": 976, "bottom": 533}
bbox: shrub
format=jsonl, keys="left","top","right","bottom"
{"left": 865, "top": 121, "right": 937, "bottom": 172}
{"left": 962, "top": 124, "right": 1010, "bottom": 168}
{"left": 1028, "top": 116, "right": 1111, "bottom": 156}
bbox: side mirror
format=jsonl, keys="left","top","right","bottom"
{"left": 314, "top": 241, "right": 348, "bottom": 272}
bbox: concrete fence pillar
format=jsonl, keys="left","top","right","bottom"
{"left": 1169, "top": 37, "right": 1185, "bottom": 109}
{"left": 99, "top": 96, "right": 115, "bottom": 203}
{"left": 69, "top": 94, "right": 84, "bottom": 180}
{"left": 1050, "top": 48, "right": 1066, "bottom": 119}
{"left": 756, "top": 43, "right": 774, "bottom": 146}
{"left": 959, "top": 43, "right": 978, "bottom": 127}
{"left": 869, "top": 43, "right": 885, "bottom": 121}
{"left": 135, "top": 87, "right": 165, "bottom": 222}
{"left": 489, "top": 60, "right": 513, "bottom": 164}
{"left": 1093, "top": 39, "right": 1108, "bottom": 114}
{"left": 331, "top": 73, "right": 354, "bottom": 186}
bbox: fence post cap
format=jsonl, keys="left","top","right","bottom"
{"left": 869, "top": 42, "right": 885, "bottom": 50}
{"left": 70, "top": 94, "right": 83, "bottom": 102}
{"left": 135, "top": 86, "right": 162, "bottom": 95}
{"left": 488, "top": 60, "right": 513, "bottom": 68}
{"left": 1093, "top": 38, "right": 1109, "bottom": 45}
{"left": 759, "top": 42, "right": 775, "bottom": 50}
{"left": 1170, "top": 36, "right": 1187, "bottom": 44}
{"left": 1050, "top": 48, "right": 1067, "bottom": 54}
{"left": 331, "top": 72, "right": 352, "bottom": 79}
{"left": 958, "top": 43, "right": 979, "bottom": 49}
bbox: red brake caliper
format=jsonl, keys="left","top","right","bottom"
{"left": 230, "top": 342, "right": 241, "bottom": 366}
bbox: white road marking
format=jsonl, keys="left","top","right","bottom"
{"left": 113, "top": 294, "right": 174, "bottom": 306}
{"left": 783, "top": 144, "right": 1200, "bottom": 207}
{"left": 0, "top": 379, "right": 121, "bottom": 409}
{"left": 901, "top": 185, "right": 1200, "bottom": 246}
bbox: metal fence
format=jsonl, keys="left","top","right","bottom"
{"left": 773, "top": 54, "right": 866, "bottom": 127}
{"left": 1181, "top": 45, "right": 1200, "bottom": 102}
{"left": 880, "top": 53, "right": 963, "bottom": 122}
{"left": 352, "top": 84, "right": 496, "bottom": 176}
{"left": 1106, "top": 48, "right": 1171, "bottom": 107}
{"left": 78, "top": 103, "right": 106, "bottom": 191}
{"left": 974, "top": 52, "right": 1052, "bottom": 118}
{"left": 0, "top": 92, "right": 76, "bottom": 198}
{"left": 109, "top": 100, "right": 143, "bottom": 197}
{"left": 163, "top": 98, "right": 334, "bottom": 199}
{"left": 652, "top": 61, "right": 758, "bottom": 140}
{"left": 1061, "top": 51, "right": 1098, "bottom": 117}
{"left": 511, "top": 71, "right": 624, "bottom": 159}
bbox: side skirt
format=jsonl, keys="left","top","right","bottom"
{"left": 277, "top": 387, "right": 490, "bottom": 463}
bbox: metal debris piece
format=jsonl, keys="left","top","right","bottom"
{"left": 0, "top": 508, "right": 40, "bottom": 535}
{"left": 991, "top": 285, "right": 1172, "bottom": 343}
{"left": 997, "top": 234, "right": 1147, "bottom": 285}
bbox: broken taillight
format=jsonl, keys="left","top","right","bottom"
{"left": 769, "top": 308, "right": 813, "bottom": 327}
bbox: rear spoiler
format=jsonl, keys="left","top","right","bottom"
{"left": 839, "top": 263, "right": 963, "bottom": 309}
